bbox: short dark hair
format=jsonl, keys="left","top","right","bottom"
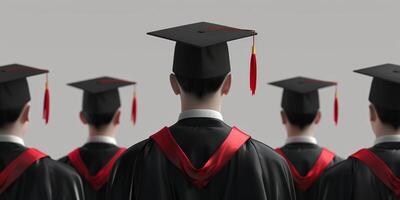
{"left": 374, "top": 104, "right": 400, "bottom": 129}
{"left": 284, "top": 110, "right": 317, "bottom": 130}
{"left": 175, "top": 75, "right": 227, "bottom": 99}
{"left": 82, "top": 111, "right": 116, "bottom": 129}
{"left": 0, "top": 107, "right": 24, "bottom": 128}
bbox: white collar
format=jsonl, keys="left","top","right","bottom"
{"left": 178, "top": 109, "right": 224, "bottom": 121}
{"left": 375, "top": 135, "right": 400, "bottom": 145}
{"left": 0, "top": 135, "right": 25, "bottom": 146}
{"left": 286, "top": 136, "right": 318, "bottom": 145}
{"left": 87, "top": 136, "right": 117, "bottom": 145}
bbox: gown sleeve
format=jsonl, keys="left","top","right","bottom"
{"left": 106, "top": 140, "right": 149, "bottom": 200}
{"left": 251, "top": 139, "right": 297, "bottom": 200}
{"left": 317, "top": 160, "right": 353, "bottom": 200}
{"left": 49, "top": 160, "right": 86, "bottom": 200}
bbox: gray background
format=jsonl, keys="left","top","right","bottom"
{"left": 0, "top": 0, "right": 399, "bottom": 158}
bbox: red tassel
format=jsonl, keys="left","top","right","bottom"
{"left": 250, "top": 36, "right": 257, "bottom": 95}
{"left": 334, "top": 86, "right": 339, "bottom": 125}
{"left": 43, "top": 74, "right": 50, "bottom": 124}
{"left": 131, "top": 87, "right": 137, "bottom": 125}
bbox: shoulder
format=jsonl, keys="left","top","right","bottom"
{"left": 333, "top": 155, "right": 345, "bottom": 163}
{"left": 116, "top": 139, "right": 153, "bottom": 165}
{"left": 321, "top": 158, "right": 356, "bottom": 184}
{"left": 246, "top": 138, "right": 287, "bottom": 165}
{"left": 41, "top": 158, "right": 80, "bottom": 179}
{"left": 24, "top": 157, "right": 82, "bottom": 187}
{"left": 232, "top": 127, "right": 286, "bottom": 165}
{"left": 57, "top": 156, "right": 69, "bottom": 163}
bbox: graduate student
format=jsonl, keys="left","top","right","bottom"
{"left": 318, "top": 63, "right": 400, "bottom": 200}
{"left": 59, "top": 76, "right": 137, "bottom": 200}
{"left": 269, "top": 76, "right": 343, "bottom": 200}
{"left": 106, "top": 22, "right": 296, "bottom": 200}
{"left": 0, "top": 63, "right": 84, "bottom": 200}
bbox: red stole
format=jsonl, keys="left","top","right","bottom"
{"left": 351, "top": 148, "right": 400, "bottom": 197}
{"left": 0, "top": 148, "right": 48, "bottom": 193}
{"left": 150, "top": 126, "right": 250, "bottom": 188}
{"left": 67, "top": 147, "right": 126, "bottom": 191}
{"left": 275, "top": 147, "right": 335, "bottom": 191}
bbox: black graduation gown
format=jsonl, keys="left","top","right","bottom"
{"left": 0, "top": 142, "right": 85, "bottom": 200}
{"left": 318, "top": 142, "right": 400, "bottom": 200}
{"left": 59, "top": 143, "right": 123, "bottom": 200}
{"left": 106, "top": 118, "right": 296, "bottom": 200}
{"left": 278, "top": 143, "right": 343, "bottom": 200}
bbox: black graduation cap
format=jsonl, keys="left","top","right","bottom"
{"left": 0, "top": 63, "right": 50, "bottom": 124}
{"left": 269, "top": 76, "right": 339, "bottom": 125}
{"left": 354, "top": 63, "right": 400, "bottom": 110}
{"left": 147, "top": 22, "right": 259, "bottom": 95}
{"left": 68, "top": 76, "right": 138, "bottom": 125}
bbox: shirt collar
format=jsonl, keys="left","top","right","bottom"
{"left": 0, "top": 135, "right": 25, "bottom": 146}
{"left": 286, "top": 136, "right": 318, "bottom": 145}
{"left": 87, "top": 136, "right": 117, "bottom": 145}
{"left": 375, "top": 135, "right": 400, "bottom": 145}
{"left": 178, "top": 109, "right": 224, "bottom": 121}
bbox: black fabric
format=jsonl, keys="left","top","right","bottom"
{"left": 68, "top": 76, "right": 135, "bottom": 114}
{"left": 355, "top": 63, "right": 400, "bottom": 84}
{"left": 147, "top": 22, "right": 256, "bottom": 79}
{"left": 282, "top": 90, "right": 320, "bottom": 114}
{"left": 59, "top": 143, "right": 121, "bottom": 200}
{"left": 0, "top": 64, "right": 48, "bottom": 110}
{"left": 169, "top": 118, "right": 231, "bottom": 168}
{"left": 147, "top": 22, "right": 256, "bottom": 48}
{"left": 280, "top": 143, "right": 343, "bottom": 200}
{"left": 0, "top": 79, "right": 30, "bottom": 110}
{"left": 369, "top": 78, "right": 400, "bottom": 111}
{"left": 82, "top": 90, "right": 121, "bottom": 114}
{"left": 269, "top": 76, "right": 336, "bottom": 114}
{"left": 172, "top": 42, "right": 230, "bottom": 79}
{"left": 106, "top": 118, "right": 296, "bottom": 200}
{"left": 318, "top": 142, "right": 400, "bottom": 200}
{"left": 355, "top": 63, "right": 400, "bottom": 111}
{"left": 0, "top": 142, "right": 84, "bottom": 200}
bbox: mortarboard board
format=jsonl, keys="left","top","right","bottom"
{"left": 147, "top": 22, "right": 259, "bottom": 95}
{"left": 354, "top": 63, "right": 400, "bottom": 111}
{"left": 0, "top": 63, "right": 50, "bottom": 124}
{"left": 68, "top": 76, "right": 138, "bottom": 125}
{"left": 269, "top": 76, "right": 339, "bottom": 125}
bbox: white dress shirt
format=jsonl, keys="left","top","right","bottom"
{"left": 0, "top": 135, "right": 25, "bottom": 146}
{"left": 87, "top": 136, "right": 117, "bottom": 145}
{"left": 374, "top": 135, "right": 400, "bottom": 145}
{"left": 286, "top": 136, "right": 318, "bottom": 145}
{"left": 178, "top": 109, "right": 224, "bottom": 121}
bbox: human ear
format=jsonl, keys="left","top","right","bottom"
{"left": 170, "top": 73, "right": 181, "bottom": 95}
{"left": 221, "top": 74, "right": 232, "bottom": 96}
{"left": 80, "top": 111, "right": 88, "bottom": 125}
{"left": 314, "top": 111, "right": 321, "bottom": 124}
{"left": 113, "top": 110, "right": 121, "bottom": 125}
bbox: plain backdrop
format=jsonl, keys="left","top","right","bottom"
{"left": 0, "top": 0, "right": 399, "bottom": 158}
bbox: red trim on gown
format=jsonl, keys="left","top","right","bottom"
{"left": 351, "top": 148, "right": 400, "bottom": 198}
{"left": 150, "top": 126, "right": 251, "bottom": 188}
{"left": 0, "top": 148, "right": 48, "bottom": 193}
{"left": 68, "top": 147, "right": 126, "bottom": 191}
{"left": 276, "top": 147, "right": 335, "bottom": 191}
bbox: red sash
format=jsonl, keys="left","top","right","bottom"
{"left": 351, "top": 148, "right": 400, "bottom": 197}
{"left": 151, "top": 126, "right": 250, "bottom": 188}
{"left": 0, "top": 148, "right": 48, "bottom": 193}
{"left": 276, "top": 147, "right": 335, "bottom": 191}
{"left": 68, "top": 147, "right": 126, "bottom": 191}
